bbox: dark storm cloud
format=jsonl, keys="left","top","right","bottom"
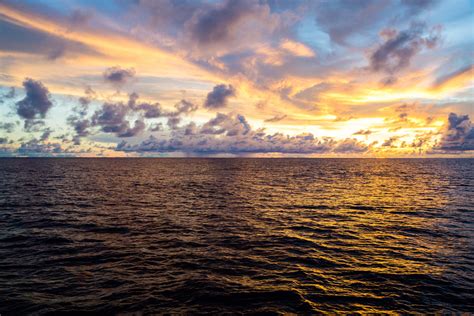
{"left": 436, "top": 113, "right": 474, "bottom": 151}
{"left": 369, "top": 22, "right": 441, "bottom": 74}
{"left": 0, "top": 19, "right": 100, "bottom": 60}
{"left": 0, "top": 137, "right": 8, "bottom": 144}
{"left": 103, "top": 66, "right": 136, "bottom": 86}
{"left": 204, "top": 84, "right": 236, "bottom": 109}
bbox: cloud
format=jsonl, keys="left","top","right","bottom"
{"left": 3, "top": 87, "right": 15, "bottom": 99}
{"left": 0, "top": 122, "right": 15, "bottom": 133}
{"left": 14, "top": 78, "right": 52, "bottom": 134}
{"left": 149, "top": 122, "right": 163, "bottom": 132}
{"left": 435, "top": 113, "right": 474, "bottom": 151}
{"left": 265, "top": 114, "right": 287, "bottom": 123}
{"left": 130, "top": 93, "right": 198, "bottom": 118}
{"left": 315, "top": 0, "right": 391, "bottom": 46}
{"left": 204, "top": 84, "right": 236, "bottom": 109}
{"left": 293, "top": 83, "right": 331, "bottom": 103}
{"left": 0, "top": 19, "right": 100, "bottom": 60}
{"left": 186, "top": 0, "right": 268, "bottom": 47}
{"left": 0, "top": 0, "right": 471, "bottom": 157}
{"left": 176, "top": 0, "right": 288, "bottom": 60}
{"left": 68, "top": 9, "right": 93, "bottom": 31}
{"left": 39, "top": 128, "right": 52, "bottom": 141}
{"left": 118, "top": 119, "right": 146, "bottom": 138}
{"left": 15, "top": 78, "right": 53, "bottom": 120}
{"left": 189, "top": 0, "right": 252, "bottom": 45}
{"left": 117, "top": 112, "right": 370, "bottom": 155}
{"left": 380, "top": 76, "right": 397, "bottom": 86}
{"left": 398, "top": 112, "right": 408, "bottom": 121}
{"left": 66, "top": 87, "right": 96, "bottom": 143}
{"left": 78, "top": 86, "right": 96, "bottom": 109}
{"left": 432, "top": 64, "right": 473, "bottom": 89}
{"left": 279, "top": 39, "right": 315, "bottom": 57}
{"left": 167, "top": 117, "right": 181, "bottom": 130}
{"left": 382, "top": 136, "right": 401, "bottom": 147}
{"left": 103, "top": 66, "right": 136, "bottom": 86}
{"left": 200, "top": 112, "right": 250, "bottom": 136}
{"left": 315, "top": 0, "right": 438, "bottom": 46}
{"left": 334, "top": 138, "right": 369, "bottom": 153}
{"left": 23, "top": 119, "right": 45, "bottom": 132}
{"left": 69, "top": 118, "right": 90, "bottom": 137}
{"left": 172, "top": 100, "right": 199, "bottom": 116}
{"left": 0, "top": 137, "right": 8, "bottom": 144}
{"left": 401, "top": 0, "right": 439, "bottom": 15}
{"left": 369, "top": 22, "right": 441, "bottom": 74}
{"left": 17, "top": 139, "right": 64, "bottom": 154}
{"left": 91, "top": 102, "right": 132, "bottom": 136}
{"left": 133, "top": 101, "right": 163, "bottom": 118}
{"left": 353, "top": 129, "right": 372, "bottom": 136}
{"left": 88, "top": 93, "right": 198, "bottom": 139}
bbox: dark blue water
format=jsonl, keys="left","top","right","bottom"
{"left": 0, "top": 158, "right": 473, "bottom": 314}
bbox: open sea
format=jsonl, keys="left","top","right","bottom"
{"left": 0, "top": 158, "right": 473, "bottom": 314}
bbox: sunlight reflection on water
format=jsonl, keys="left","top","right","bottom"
{"left": 0, "top": 158, "right": 473, "bottom": 314}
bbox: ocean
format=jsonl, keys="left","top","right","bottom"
{"left": 0, "top": 158, "right": 473, "bottom": 314}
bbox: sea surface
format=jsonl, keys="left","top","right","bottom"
{"left": 0, "top": 158, "right": 473, "bottom": 314}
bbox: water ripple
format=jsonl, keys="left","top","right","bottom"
{"left": 0, "top": 158, "right": 473, "bottom": 314}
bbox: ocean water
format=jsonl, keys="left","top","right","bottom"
{"left": 0, "top": 158, "right": 473, "bottom": 314}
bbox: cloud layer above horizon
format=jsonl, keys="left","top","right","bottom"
{"left": 0, "top": 0, "right": 473, "bottom": 157}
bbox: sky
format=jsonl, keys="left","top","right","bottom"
{"left": 0, "top": 0, "right": 473, "bottom": 157}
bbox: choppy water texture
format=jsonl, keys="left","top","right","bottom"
{"left": 0, "top": 158, "right": 473, "bottom": 314}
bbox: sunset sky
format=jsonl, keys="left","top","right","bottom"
{"left": 0, "top": 0, "right": 473, "bottom": 157}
